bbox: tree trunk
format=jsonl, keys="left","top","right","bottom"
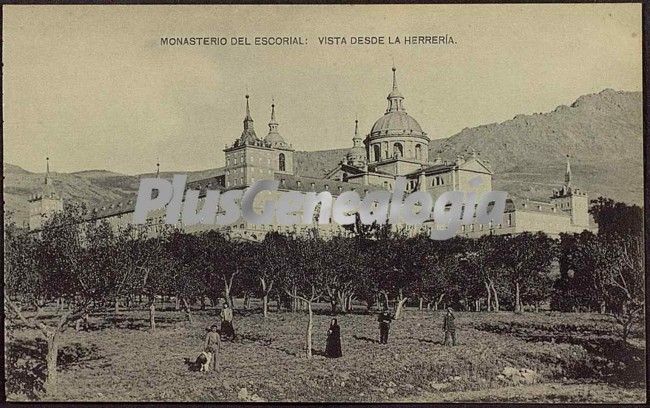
{"left": 263, "top": 294, "right": 269, "bottom": 317}
{"left": 260, "top": 278, "right": 272, "bottom": 317}
{"left": 291, "top": 285, "right": 298, "bottom": 312}
{"left": 306, "top": 302, "right": 313, "bottom": 359}
{"left": 514, "top": 282, "right": 521, "bottom": 313}
{"left": 419, "top": 297, "right": 424, "bottom": 311}
{"left": 434, "top": 294, "right": 445, "bottom": 311}
{"left": 200, "top": 296, "right": 205, "bottom": 311}
{"left": 485, "top": 281, "right": 492, "bottom": 312}
{"left": 347, "top": 294, "right": 353, "bottom": 312}
{"left": 44, "top": 330, "right": 59, "bottom": 396}
{"left": 182, "top": 298, "right": 193, "bottom": 324}
{"left": 337, "top": 291, "right": 346, "bottom": 314}
{"left": 149, "top": 302, "right": 156, "bottom": 331}
{"left": 175, "top": 296, "right": 180, "bottom": 310}
{"left": 490, "top": 282, "right": 500, "bottom": 312}
{"left": 475, "top": 299, "right": 480, "bottom": 312}
{"left": 114, "top": 297, "right": 120, "bottom": 315}
{"left": 394, "top": 295, "right": 408, "bottom": 319}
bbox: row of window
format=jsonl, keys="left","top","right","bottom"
{"left": 372, "top": 143, "right": 423, "bottom": 162}
{"left": 227, "top": 153, "right": 286, "bottom": 171}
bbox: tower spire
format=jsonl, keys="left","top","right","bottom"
{"left": 238, "top": 93, "right": 259, "bottom": 145}
{"left": 352, "top": 118, "right": 362, "bottom": 147}
{"left": 386, "top": 66, "right": 405, "bottom": 113}
{"left": 268, "top": 100, "right": 278, "bottom": 132}
{"left": 45, "top": 157, "right": 51, "bottom": 185}
{"left": 156, "top": 158, "right": 160, "bottom": 178}
{"left": 244, "top": 94, "right": 253, "bottom": 122}
{"left": 565, "top": 154, "right": 572, "bottom": 187}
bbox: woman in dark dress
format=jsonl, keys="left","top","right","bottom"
{"left": 325, "top": 318, "right": 342, "bottom": 358}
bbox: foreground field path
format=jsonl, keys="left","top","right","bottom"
{"left": 6, "top": 306, "right": 646, "bottom": 402}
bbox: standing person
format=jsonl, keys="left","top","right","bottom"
{"left": 220, "top": 302, "right": 235, "bottom": 340}
{"left": 377, "top": 305, "right": 393, "bottom": 344}
{"left": 325, "top": 318, "right": 342, "bottom": 358}
{"left": 443, "top": 307, "right": 457, "bottom": 346}
{"left": 203, "top": 324, "right": 222, "bottom": 371}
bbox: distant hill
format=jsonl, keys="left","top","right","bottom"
{"left": 3, "top": 89, "right": 643, "bottom": 226}
{"left": 3, "top": 163, "right": 225, "bottom": 226}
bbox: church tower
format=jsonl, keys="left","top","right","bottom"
{"left": 223, "top": 95, "right": 293, "bottom": 188}
{"left": 29, "top": 157, "right": 64, "bottom": 230}
{"left": 551, "top": 155, "right": 589, "bottom": 228}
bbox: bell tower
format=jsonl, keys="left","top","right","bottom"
{"left": 551, "top": 155, "right": 589, "bottom": 228}
{"left": 28, "top": 157, "right": 64, "bottom": 230}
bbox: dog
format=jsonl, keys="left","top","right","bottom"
{"left": 195, "top": 351, "right": 213, "bottom": 372}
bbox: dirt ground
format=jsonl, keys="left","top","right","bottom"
{"left": 4, "top": 304, "right": 646, "bottom": 402}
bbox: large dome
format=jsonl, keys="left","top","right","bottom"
{"left": 367, "top": 67, "right": 428, "bottom": 141}
{"left": 370, "top": 111, "right": 424, "bottom": 137}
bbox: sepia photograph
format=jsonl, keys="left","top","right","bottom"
{"left": 2, "top": 3, "right": 646, "bottom": 403}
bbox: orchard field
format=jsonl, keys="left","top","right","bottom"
{"left": 5, "top": 301, "right": 646, "bottom": 403}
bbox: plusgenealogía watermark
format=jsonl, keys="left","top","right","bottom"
{"left": 133, "top": 175, "right": 507, "bottom": 240}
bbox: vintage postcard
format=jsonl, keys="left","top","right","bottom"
{"left": 3, "top": 4, "right": 645, "bottom": 403}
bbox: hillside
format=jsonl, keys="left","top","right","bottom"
{"left": 429, "top": 89, "right": 643, "bottom": 204}
{"left": 2, "top": 163, "right": 225, "bottom": 226}
{"left": 3, "top": 89, "right": 643, "bottom": 226}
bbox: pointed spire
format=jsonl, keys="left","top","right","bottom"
{"left": 244, "top": 94, "right": 253, "bottom": 122}
{"left": 156, "top": 158, "right": 160, "bottom": 178}
{"left": 239, "top": 94, "right": 259, "bottom": 144}
{"left": 386, "top": 66, "right": 405, "bottom": 113}
{"left": 565, "top": 154, "right": 572, "bottom": 187}
{"left": 45, "top": 157, "right": 51, "bottom": 185}
{"left": 352, "top": 118, "right": 362, "bottom": 147}
{"left": 41, "top": 156, "right": 58, "bottom": 199}
{"left": 264, "top": 100, "right": 287, "bottom": 147}
{"left": 268, "top": 100, "right": 278, "bottom": 131}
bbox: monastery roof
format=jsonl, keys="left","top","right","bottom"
{"left": 273, "top": 173, "right": 383, "bottom": 195}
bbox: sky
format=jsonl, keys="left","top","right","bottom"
{"left": 2, "top": 4, "right": 642, "bottom": 175}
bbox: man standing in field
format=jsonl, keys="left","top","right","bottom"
{"left": 378, "top": 305, "right": 393, "bottom": 344}
{"left": 443, "top": 307, "right": 457, "bottom": 346}
{"left": 220, "top": 302, "right": 235, "bottom": 341}
{"left": 204, "top": 324, "right": 222, "bottom": 371}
